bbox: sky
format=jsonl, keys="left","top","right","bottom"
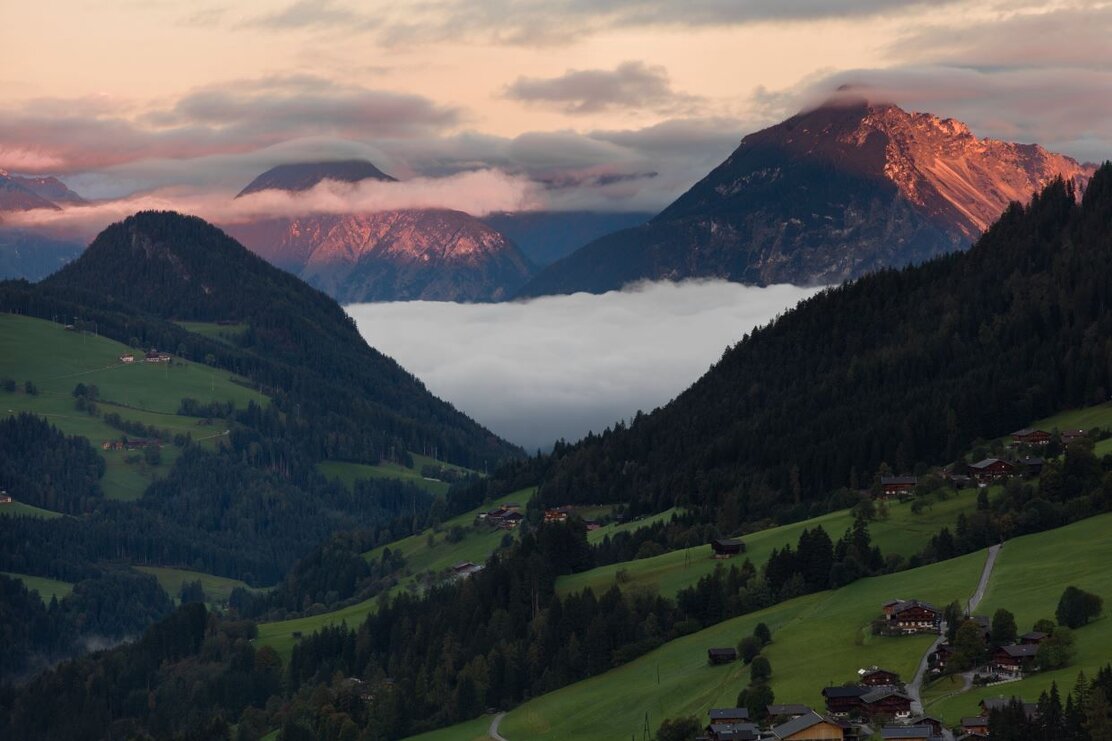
{"left": 2, "top": 0, "right": 1110, "bottom": 226}
{"left": 347, "top": 281, "right": 824, "bottom": 451}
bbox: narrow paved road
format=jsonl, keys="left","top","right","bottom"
{"left": 907, "top": 543, "right": 1002, "bottom": 716}
{"left": 489, "top": 712, "right": 507, "bottom": 741}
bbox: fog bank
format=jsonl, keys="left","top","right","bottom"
{"left": 348, "top": 280, "right": 823, "bottom": 451}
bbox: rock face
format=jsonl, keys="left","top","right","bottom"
{"left": 0, "top": 170, "right": 63, "bottom": 212}
{"left": 518, "top": 98, "right": 1095, "bottom": 296}
{"left": 231, "top": 209, "right": 534, "bottom": 302}
{"left": 230, "top": 160, "right": 534, "bottom": 302}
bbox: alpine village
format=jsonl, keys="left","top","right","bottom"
{"left": 3, "top": 3, "right": 1112, "bottom": 741}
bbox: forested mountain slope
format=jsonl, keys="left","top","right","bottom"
{"left": 21, "top": 211, "right": 519, "bottom": 468}
{"left": 536, "top": 165, "right": 1112, "bottom": 520}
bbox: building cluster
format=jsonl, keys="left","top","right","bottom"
{"left": 932, "top": 624, "right": 1048, "bottom": 679}
{"left": 694, "top": 700, "right": 945, "bottom": 740}
{"left": 543, "top": 506, "right": 601, "bottom": 530}
{"left": 101, "top": 438, "right": 161, "bottom": 451}
{"left": 475, "top": 502, "right": 524, "bottom": 530}
{"left": 956, "top": 697, "right": 1037, "bottom": 740}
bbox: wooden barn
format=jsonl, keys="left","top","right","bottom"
{"left": 711, "top": 538, "right": 743, "bottom": 558}
{"left": 707, "top": 647, "right": 738, "bottom": 665}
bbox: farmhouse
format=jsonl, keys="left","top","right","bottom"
{"left": 879, "top": 476, "right": 917, "bottom": 498}
{"left": 858, "top": 667, "right": 901, "bottom": 687}
{"left": 144, "top": 349, "right": 171, "bottom": 363}
{"left": 822, "top": 686, "right": 868, "bottom": 715}
{"left": 992, "top": 643, "right": 1039, "bottom": 675}
{"left": 707, "top": 647, "right": 738, "bottom": 665}
{"left": 1019, "top": 456, "right": 1045, "bottom": 476}
{"left": 882, "top": 599, "right": 941, "bottom": 634}
{"left": 929, "top": 643, "right": 954, "bottom": 671}
{"left": 968, "top": 458, "right": 1016, "bottom": 483}
{"left": 543, "top": 507, "right": 569, "bottom": 523}
{"left": 770, "top": 710, "right": 850, "bottom": 740}
{"left": 451, "top": 562, "right": 484, "bottom": 579}
{"left": 1019, "top": 630, "right": 1049, "bottom": 645}
{"left": 1061, "top": 429, "right": 1088, "bottom": 445}
{"left": 711, "top": 538, "right": 744, "bottom": 558}
{"left": 1011, "top": 428, "right": 1050, "bottom": 446}
{"left": 705, "top": 721, "right": 760, "bottom": 740}
{"left": 960, "top": 717, "right": 990, "bottom": 737}
{"left": 859, "top": 687, "right": 912, "bottom": 719}
{"left": 124, "top": 438, "right": 161, "bottom": 451}
{"left": 879, "top": 725, "right": 940, "bottom": 741}
{"left": 0, "top": 491, "right": 11, "bottom": 504}
{"left": 499, "top": 511, "right": 524, "bottom": 529}
{"left": 708, "top": 708, "right": 750, "bottom": 724}
{"left": 119, "top": 353, "right": 135, "bottom": 363}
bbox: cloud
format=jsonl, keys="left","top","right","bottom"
{"left": 0, "top": 76, "right": 458, "bottom": 175}
{"left": 240, "top": 0, "right": 957, "bottom": 46}
{"left": 4, "top": 170, "right": 543, "bottom": 239}
{"left": 505, "top": 61, "right": 701, "bottom": 114}
{"left": 346, "top": 280, "right": 823, "bottom": 451}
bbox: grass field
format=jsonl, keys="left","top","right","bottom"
{"left": 0, "top": 314, "right": 265, "bottom": 414}
{"left": 558, "top": 488, "right": 982, "bottom": 599}
{"left": 405, "top": 714, "right": 497, "bottom": 741}
{"left": 174, "top": 321, "right": 248, "bottom": 346}
{"left": 134, "top": 565, "right": 257, "bottom": 606}
{"left": 256, "top": 488, "right": 537, "bottom": 662}
{"left": 587, "top": 507, "right": 680, "bottom": 545}
{"left": 318, "top": 460, "right": 449, "bottom": 496}
{"left": 0, "top": 312, "right": 262, "bottom": 499}
{"left": 928, "top": 513, "right": 1112, "bottom": 721}
{"left": 412, "top": 549, "right": 989, "bottom": 741}
{"left": 2, "top": 571, "right": 74, "bottom": 602}
{"left": 0, "top": 499, "right": 64, "bottom": 519}
{"left": 1032, "top": 402, "right": 1112, "bottom": 434}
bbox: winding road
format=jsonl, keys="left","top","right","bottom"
{"left": 489, "top": 712, "right": 507, "bottom": 741}
{"left": 907, "top": 543, "right": 1002, "bottom": 717}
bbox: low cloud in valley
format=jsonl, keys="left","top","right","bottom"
{"left": 347, "top": 280, "right": 824, "bottom": 452}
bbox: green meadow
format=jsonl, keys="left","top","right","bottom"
{"left": 257, "top": 488, "right": 536, "bottom": 662}
{"left": 2, "top": 571, "right": 74, "bottom": 602}
{"left": 558, "top": 487, "right": 982, "bottom": 599}
{"left": 0, "top": 500, "right": 64, "bottom": 519}
{"left": 174, "top": 320, "right": 248, "bottom": 346}
{"left": 134, "top": 565, "right": 257, "bottom": 606}
{"left": 928, "top": 513, "right": 1112, "bottom": 721}
{"left": 413, "top": 549, "right": 989, "bottom": 741}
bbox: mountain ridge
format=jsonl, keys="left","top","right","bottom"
{"left": 519, "top": 99, "right": 1095, "bottom": 296}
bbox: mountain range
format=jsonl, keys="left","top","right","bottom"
{"left": 518, "top": 97, "right": 1095, "bottom": 296}
{"left": 227, "top": 161, "right": 536, "bottom": 302}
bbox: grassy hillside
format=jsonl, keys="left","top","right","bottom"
{"left": 134, "top": 566, "right": 256, "bottom": 606}
{"left": 928, "top": 513, "right": 1112, "bottom": 721}
{"left": 174, "top": 320, "right": 248, "bottom": 346}
{"left": 2, "top": 571, "right": 74, "bottom": 602}
{"left": 412, "top": 549, "right": 989, "bottom": 741}
{"left": 257, "top": 488, "right": 536, "bottom": 661}
{"left": 559, "top": 488, "right": 982, "bottom": 598}
{"left": 0, "top": 500, "right": 64, "bottom": 519}
{"left": 0, "top": 313, "right": 264, "bottom": 499}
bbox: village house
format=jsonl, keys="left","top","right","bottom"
{"left": 960, "top": 716, "right": 990, "bottom": 738}
{"left": 0, "top": 490, "right": 11, "bottom": 505}
{"left": 1010, "top": 428, "right": 1050, "bottom": 446}
{"left": 1061, "top": 429, "right": 1088, "bottom": 446}
{"left": 1019, "top": 456, "right": 1045, "bottom": 476}
{"left": 859, "top": 687, "right": 913, "bottom": 720}
{"left": 1019, "top": 630, "right": 1049, "bottom": 645}
{"left": 859, "top": 667, "right": 901, "bottom": 687}
{"left": 499, "top": 511, "right": 524, "bottom": 529}
{"left": 119, "top": 353, "right": 135, "bottom": 363}
{"left": 705, "top": 721, "right": 760, "bottom": 741}
{"left": 969, "top": 615, "right": 992, "bottom": 642}
{"left": 968, "top": 458, "right": 1016, "bottom": 484}
{"left": 711, "top": 538, "right": 744, "bottom": 558}
{"left": 882, "top": 599, "right": 941, "bottom": 634}
{"left": 144, "top": 349, "right": 172, "bottom": 363}
{"left": 708, "top": 708, "right": 749, "bottom": 725}
{"left": 929, "top": 643, "right": 954, "bottom": 672}
{"left": 770, "top": 710, "right": 850, "bottom": 740}
{"left": 543, "top": 507, "right": 569, "bottom": 523}
{"left": 822, "top": 686, "right": 868, "bottom": 716}
{"left": 451, "top": 561, "right": 484, "bottom": 579}
{"left": 880, "top": 724, "right": 941, "bottom": 741}
{"left": 879, "top": 476, "right": 917, "bottom": 499}
{"left": 707, "top": 647, "right": 738, "bottom": 665}
{"left": 992, "top": 643, "right": 1039, "bottom": 676}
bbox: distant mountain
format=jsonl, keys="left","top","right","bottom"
{"left": 0, "top": 229, "right": 84, "bottom": 280}
{"left": 36, "top": 210, "right": 521, "bottom": 466}
{"left": 7, "top": 174, "right": 85, "bottom": 205}
{"left": 0, "top": 170, "right": 62, "bottom": 212}
{"left": 229, "top": 160, "right": 535, "bottom": 302}
{"left": 480, "top": 211, "right": 654, "bottom": 267}
{"left": 519, "top": 98, "right": 1095, "bottom": 296}
{"left": 236, "top": 159, "right": 395, "bottom": 197}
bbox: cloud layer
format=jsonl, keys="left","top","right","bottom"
{"left": 347, "top": 280, "right": 823, "bottom": 451}
{"left": 505, "top": 61, "right": 700, "bottom": 114}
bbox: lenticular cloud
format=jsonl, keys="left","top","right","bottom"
{"left": 346, "top": 280, "right": 823, "bottom": 451}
